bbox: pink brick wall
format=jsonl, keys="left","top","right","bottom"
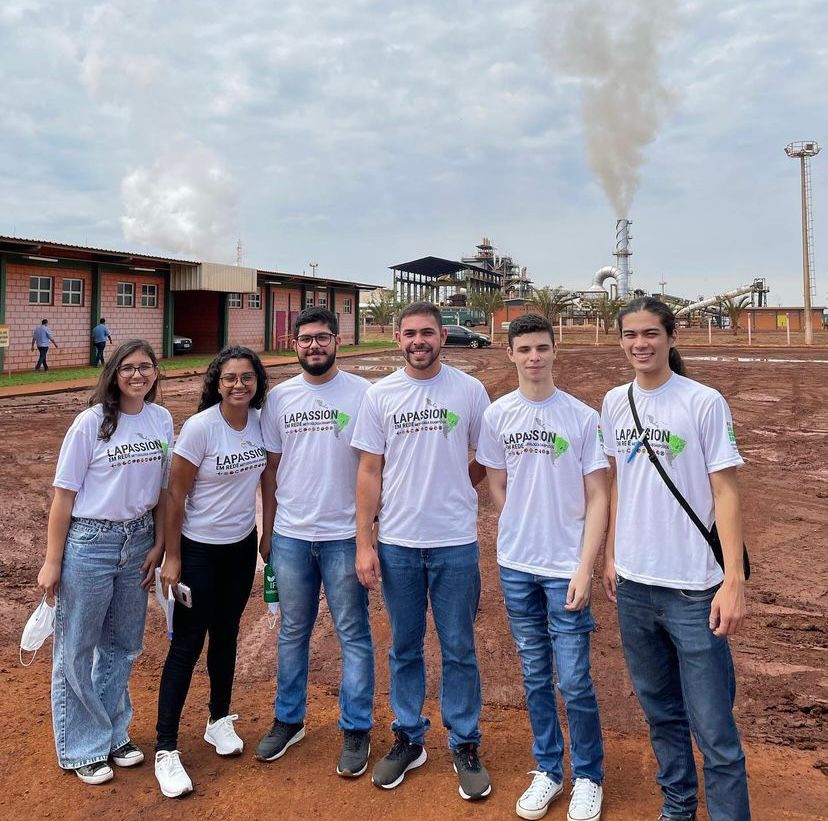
{"left": 100, "top": 272, "right": 165, "bottom": 357}
{"left": 4, "top": 263, "right": 92, "bottom": 371}
{"left": 228, "top": 289, "right": 265, "bottom": 351}
{"left": 332, "top": 288, "right": 356, "bottom": 344}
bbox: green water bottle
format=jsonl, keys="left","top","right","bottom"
{"left": 264, "top": 563, "right": 280, "bottom": 615}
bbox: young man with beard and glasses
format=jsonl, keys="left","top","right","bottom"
{"left": 255, "top": 307, "right": 375, "bottom": 779}
{"left": 476, "top": 314, "right": 607, "bottom": 821}
{"left": 351, "top": 301, "right": 492, "bottom": 802}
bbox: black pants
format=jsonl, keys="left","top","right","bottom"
{"left": 155, "top": 529, "right": 258, "bottom": 751}
{"left": 93, "top": 341, "right": 106, "bottom": 365}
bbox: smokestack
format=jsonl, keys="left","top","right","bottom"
{"left": 613, "top": 218, "right": 632, "bottom": 298}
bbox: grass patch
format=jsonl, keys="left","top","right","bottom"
{"left": 0, "top": 341, "right": 396, "bottom": 387}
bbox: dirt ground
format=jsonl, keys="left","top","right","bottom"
{"left": 1, "top": 344, "right": 826, "bottom": 820}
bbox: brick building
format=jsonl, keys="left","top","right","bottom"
{"left": 0, "top": 236, "right": 377, "bottom": 373}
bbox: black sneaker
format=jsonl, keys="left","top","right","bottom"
{"left": 254, "top": 719, "right": 305, "bottom": 761}
{"left": 452, "top": 743, "right": 491, "bottom": 800}
{"left": 371, "top": 731, "right": 427, "bottom": 789}
{"left": 74, "top": 761, "right": 114, "bottom": 785}
{"left": 337, "top": 730, "right": 371, "bottom": 777}
{"left": 111, "top": 741, "right": 145, "bottom": 767}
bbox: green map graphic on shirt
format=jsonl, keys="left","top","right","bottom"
{"left": 445, "top": 411, "right": 459, "bottom": 434}
{"left": 667, "top": 433, "right": 686, "bottom": 460}
{"left": 336, "top": 411, "right": 351, "bottom": 433}
{"left": 551, "top": 435, "right": 569, "bottom": 461}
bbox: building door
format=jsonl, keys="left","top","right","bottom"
{"left": 275, "top": 311, "right": 287, "bottom": 350}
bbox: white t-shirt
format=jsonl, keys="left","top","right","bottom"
{"left": 261, "top": 370, "right": 370, "bottom": 540}
{"left": 174, "top": 404, "right": 267, "bottom": 544}
{"left": 601, "top": 373, "right": 744, "bottom": 589}
{"left": 476, "top": 388, "right": 608, "bottom": 578}
{"left": 54, "top": 403, "right": 174, "bottom": 522}
{"left": 351, "top": 364, "right": 490, "bottom": 548}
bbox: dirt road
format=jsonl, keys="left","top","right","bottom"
{"left": 1, "top": 345, "right": 826, "bottom": 820}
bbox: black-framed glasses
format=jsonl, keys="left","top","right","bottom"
{"left": 117, "top": 363, "right": 156, "bottom": 377}
{"left": 296, "top": 332, "right": 334, "bottom": 348}
{"left": 219, "top": 372, "right": 257, "bottom": 387}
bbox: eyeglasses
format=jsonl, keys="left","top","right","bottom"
{"left": 219, "top": 372, "right": 257, "bottom": 387}
{"left": 296, "top": 332, "right": 335, "bottom": 348}
{"left": 117, "top": 363, "right": 156, "bottom": 377}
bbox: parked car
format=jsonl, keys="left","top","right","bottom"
{"left": 443, "top": 325, "right": 490, "bottom": 348}
{"left": 173, "top": 334, "right": 193, "bottom": 354}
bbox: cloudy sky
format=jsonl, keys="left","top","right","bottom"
{"left": 1, "top": 0, "right": 826, "bottom": 305}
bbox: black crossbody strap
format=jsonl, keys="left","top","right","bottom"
{"left": 626, "top": 383, "right": 716, "bottom": 547}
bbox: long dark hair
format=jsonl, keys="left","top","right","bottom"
{"left": 197, "top": 345, "right": 268, "bottom": 412}
{"left": 89, "top": 339, "right": 160, "bottom": 441}
{"left": 617, "top": 297, "right": 686, "bottom": 376}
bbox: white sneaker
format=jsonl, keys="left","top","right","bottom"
{"left": 204, "top": 714, "right": 243, "bottom": 755}
{"left": 567, "top": 778, "right": 603, "bottom": 821}
{"left": 516, "top": 770, "right": 563, "bottom": 820}
{"left": 154, "top": 750, "right": 193, "bottom": 798}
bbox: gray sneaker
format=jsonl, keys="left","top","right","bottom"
{"left": 337, "top": 730, "right": 371, "bottom": 777}
{"left": 452, "top": 743, "right": 491, "bottom": 800}
{"left": 254, "top": 719, "right": 305, "bottom": 761}
{"left": 372, "top": 731, "right": 428, "bottom": 789}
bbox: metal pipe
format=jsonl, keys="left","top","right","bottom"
{"left": 675, "top": 283, "right": 755, "bottom": 317}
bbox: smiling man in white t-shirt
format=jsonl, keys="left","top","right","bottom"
{"left": 351, "top": 301, "right": 492, "bottom": 802}
{"left": 255, "top": 307, "right": 374, "bottom": 779}
{"left": 476, "top": 313, "right": 608, "bottom": 821}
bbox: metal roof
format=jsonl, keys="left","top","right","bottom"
{"left": 257, "top": 269, "right": 383, "bottom": 290}
{"left": 0, "top": 235, "right": 199, "bottom": 265}
{"left": 389, "top": 256, "right": 498, "bottom": 278}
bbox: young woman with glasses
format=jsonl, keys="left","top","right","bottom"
{"left": 37, "top": 339, "right": 173, "bottom": 785}
{"left": 153, "top": 345, "right": 268, "bottom": 798}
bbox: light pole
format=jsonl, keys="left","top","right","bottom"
{"left": 785, "top": 141, "right": 820, "bottom": 345}
{"left": 309, "top": 262, "right": 319, "bottom": 278}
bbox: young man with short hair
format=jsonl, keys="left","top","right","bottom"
{"left": 256, "top": 307, "right": 374, "bottom": 778}
{"left": 352, "top": 302, "right": 492, "bottom": 801}
{"left": 92, "top": 318, "right": 112, "bottom": 366}
{"left": 476, "top": 314, "right": 607, "bottom": 821}
{"left": 32, "top": 318, "right": 58, "bottom": 371}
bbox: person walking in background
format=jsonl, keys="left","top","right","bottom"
{"left": 352, "top": 301, "right": 492, "bottom": 802}
{"left": 476, "top": 314, "right": 607, "bottom": 821}
{"left": 601, "top": 297, "right": 750, "bottom": 821}
{"left": 255, "top": 307, "right": 374, "bottom": 778}
{"left": 32, "top": 318, "right": 58, "bottom": 371}
{"left": 154, "top": 345, "right": 268, "bottom": 799}
{"left": 92, "top": 318, "right": 113, "bottom": 366}
{"left": 37, "top": 339, "right": 173, "bottom": 785}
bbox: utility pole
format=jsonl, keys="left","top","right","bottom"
{"left": 309, "top": 262, "right": 318, "bottom": 278}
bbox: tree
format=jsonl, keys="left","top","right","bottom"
{"left": 527, "top": 286, "right": 575, "bottom": 324}
{"left": 366, "top": 291, "right": 396, "bottom": 333}
{"left": 722, "top": 295, "right": 751, "bottom": 336}
{"left": 596, "top": 296, "right": 626, "bottom": 335}
{"left": 468, "top": 290, "right": 504, "bottom": 326}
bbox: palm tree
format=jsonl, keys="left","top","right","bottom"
{"left": 527, "top": 286, "right": 575, "bottom": 324}
{"left": 367, "top": 291, "right": 396, "bottom": 333}
{"left": 722, "top": 296, "right": 751, "bottom": 336}
{"left": 596, "top": 296, "right": 626, "bottom": 334}
{"left": 468, "top": 290, "right": 504, "bottom": 326}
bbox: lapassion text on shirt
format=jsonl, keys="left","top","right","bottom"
{"left": 392, "top": 406, "right": 460, "bottom": 437}
{"left": 215, "top": 446, "right": 268, "bottom": 475}
{"left": 283, "top": 408, "right": 351, "bottom": 436}
{"left": 106, "top": 439, "right": 169, "bottom": 468}
{"left": 502, "top": 429, "right": 570, "bottom": 461}
{"left": 615, "top": 426, "right": 687, "bottom": 462}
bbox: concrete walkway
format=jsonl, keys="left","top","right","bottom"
{"left": 0, "top": 347, "right": 397, "bottom": 399}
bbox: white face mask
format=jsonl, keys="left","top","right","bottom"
{"left": 20, "top": 595, "right": 56, "bottom": 666}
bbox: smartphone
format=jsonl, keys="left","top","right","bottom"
{"left": 174, "top": 583, "right": 193, "bottom": 608}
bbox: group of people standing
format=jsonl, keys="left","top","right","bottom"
{"left": 31, "top": 317, "right": 111, "bottom": 371}
{"left": 37, "top": 299, "right": 750, "bottom": 821}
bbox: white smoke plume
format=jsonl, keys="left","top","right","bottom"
{"left": 120, "top": 138, "right": 238, "bottom": 260}
{"left": 546, "top": 0, "right": 678, "bottom": 215}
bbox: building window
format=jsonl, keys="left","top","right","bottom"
{"left": 141, "top": 283, "right": 158, "bottom": 308}
{"left": 343, "top": 297, "right": 352, "bottom": 314}
{"left": 117, "top": 282, "right": 135, "bottom": 307}
{"left": 305, "top": 293, "right": 314, "bottom": 308}
{"left": 248, "top": 292, "right": 261, "bottom": 309}
{"left": 228, "top": 292, "right": 242, "bottom": 308}
{"left": 29, "top": 276, "right": 53, "bottom": 305}
{"left": 62, "top": 278, "right": 83, "bottom": 306}
{"left": 318, "top": 294, "right": 328, "bottom": 308}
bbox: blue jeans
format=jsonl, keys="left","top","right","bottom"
{"left": 616, "top": 576, "right": 750, "bottom": 821}
{"left": 51, "top": 514, "right": 153, "bottom": 769}
{"left": 272, "top": 535, "right": 374, "bottom": 731}
{"left": 35, "top": 346, "right": 49, "bottom": 370}
{"left": 499, "top": 567, "right": 604, "bottom": 784}
{"left": 378, "top": 541, "right": 482, "bottom": 749}
{"left": 93, "top": 341, "right": 106, "bottom": 366}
